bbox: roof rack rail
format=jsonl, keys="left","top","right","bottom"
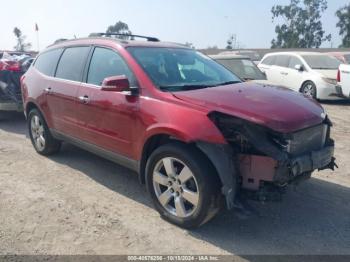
{"left": 89, "top": 33, "right": 160, "bottom": 42}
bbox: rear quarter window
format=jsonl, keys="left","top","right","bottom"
{"left": 34, "top": 49, "right": 63, "bottom": 76}
{"left": 55, "top": 46, "right": 90, "bottom": 82}
{"left": 261, "top": 56, "right": 276, "bottom": 66}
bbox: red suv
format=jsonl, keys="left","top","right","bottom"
{"left": 21, "top": 34, "right": 336, "bottom": 228}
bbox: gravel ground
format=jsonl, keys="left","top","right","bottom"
{"left": 0, "top": 101, "right": 350, "bottom": 256}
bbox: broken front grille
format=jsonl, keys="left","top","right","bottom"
{"left": 287, "top": 124, "right": 328, "bottom": 157}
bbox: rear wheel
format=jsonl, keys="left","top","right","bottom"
{"left": 146, "top": 143, "right": 222, "bottom": 228}
{"left": 28, "top": 109, "right": 61, "bottom": 155}
{"left": 301, "top": 81, "right": 317, "bottom": 99}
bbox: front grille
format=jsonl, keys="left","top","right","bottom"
{"left": 288, "top": 124, "right": 328, "bottom": 156}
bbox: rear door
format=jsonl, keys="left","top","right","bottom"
{"left": 259, "top": 55, "right": 283, "bottom": 84}
{"left": 48, "top": 46, "right": 91, "bottom": 137}
{"left": 76, "top": 46, "right": 139, "bottom": 158}
{"left": 270, "top": 55, "right": 290, "bottom": 87}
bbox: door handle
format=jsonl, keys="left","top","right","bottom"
{"left": 78, "top": 95, "right": 90, "bottom": 104}
{"left": 281, "top": 72, "right": 288, "bottom": 76}
{"left": 44, "top": 87, "right": 52, "bottom": 94}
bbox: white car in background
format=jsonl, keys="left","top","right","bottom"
{"left": 258, "top": 52, "right": 342, "bottom": 100}
{"left": 337, "top": 64, "right": 350, "bottom": 98}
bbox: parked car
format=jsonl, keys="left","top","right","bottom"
{"left": 209, "top": 54, "right": 267, "bottom": 82}
{"left": 336, "top": 64, "right": 350, "bottom": 98}
{"left": 0, "top": 52, "right": 33, "bottom": 118}
{"left": 219, "top": 50, "right": 261, "bottom": 64}
{"left": 258, "top": 52, "right": 342, "bottom": 100}
{"left": 328, "top": 52, "right": 350, "bottom": 64}
{"left": 21, "top": 34, "right": 336, "bottom": 228}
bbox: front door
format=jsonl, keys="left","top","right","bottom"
{"left": 76, "top": 47, "right": 139, "bottom": 158}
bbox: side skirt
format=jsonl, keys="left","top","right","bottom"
{"left": 50, "top": 129, "right": 140, "bottom": 173}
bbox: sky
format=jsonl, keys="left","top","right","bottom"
{"left": 0, "top": 0, "right": 348, "bottom": 51}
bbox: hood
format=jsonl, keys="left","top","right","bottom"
{"left": 314, "top": 69, "right": 338, "bottom": 79}
{"left": 173, "top": 82, "right": 325, "bottom": 133}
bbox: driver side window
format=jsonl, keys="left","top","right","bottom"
{"left": 87, "top": 47, "right": 136, "bottom": 86}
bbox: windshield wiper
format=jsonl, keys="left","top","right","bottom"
{"left": 213, "top": 81, "right": 241, "bottom": 86}
{"left": 159, "top": 81, "right": 241, "bottom": 91}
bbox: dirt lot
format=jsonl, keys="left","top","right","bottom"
{"left": 0, "top": 101, "right": 350, "bottom": 256}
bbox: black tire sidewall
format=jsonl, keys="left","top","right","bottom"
{"left": 146, "top": 143, "right": 220, "bottom": 228}
{"left": 28, "top": 109, "right": 60, "bottom": 155}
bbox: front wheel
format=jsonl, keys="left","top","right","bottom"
{"left": 300, "top": 81, "right": 317, "bottom": 99}
{"left": 146, "top": 143, "right": 222, "bottom": 229}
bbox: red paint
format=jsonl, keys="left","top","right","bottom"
{"left": 22, "top": 38, "right": 326, "bottom": 162}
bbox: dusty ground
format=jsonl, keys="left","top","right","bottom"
{"left": 0, "top": 101, "right": 350, "bottom": 256}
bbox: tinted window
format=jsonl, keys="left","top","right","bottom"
{"left": 288, "top": 56, "right": 303, "bottom": 69}
{"left": 56, "top": 47, "right": 90, "bottom": 81}
{"left": 302, "top": 55, "right": 341, "bottom": 70}
{"left": 216, "top": 59, "right": 266, "bottom": 80}
{"left": 34, "top": 49, "right": 63, "bottom": 76}
{"left": 261, "top": 56, "right": 276, "bottom": 66}
{"left": 128, "top": 47, "right": 241, "bottom": 92}
{"left": 87, "top": 47, "right": 135, "bottom": 86}
{"left": 275, "top": 55, "right": 290, "bottom": 67}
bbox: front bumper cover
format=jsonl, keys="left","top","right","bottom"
{"left": 274, "top": 145, "right": 335, "bottom": 184}
{"left": 197, "top": 141, "right": 335, "bottom": 209}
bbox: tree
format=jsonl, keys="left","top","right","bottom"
{"left": 13, "top": 27, "right": 32, "bottom": 51}
{"left": 106, "top": 21, "right": 132, "bottom": 39}
{"left": 271, "top": 0, "right": 331, "bottom": 48}
{"left": 336, "top": 4, "right": 350, "bottom": 47}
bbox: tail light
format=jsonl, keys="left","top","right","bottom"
{"left": 337, "top": 69, "right": 341, "bottom": 83}
{"left": 7, "top": 62, "right": 21, "bottom": 72}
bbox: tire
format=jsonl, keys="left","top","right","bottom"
{"left": 146, "top": 142, "right": 222, "bottom": 229}
{"left": 300, "top": 81, "right": 317, "bottom": 99}
{"left": 28, "top": 108, "right": 61, "bottom": 155}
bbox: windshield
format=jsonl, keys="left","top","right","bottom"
{"left": 302, "top": 55, "right": 341, "bottom": 70}
{"left": 127, "top": 47, "right": 241, "bottom": 92}
{"left": 215, "top": 58, "right": 266, "bottom": 81}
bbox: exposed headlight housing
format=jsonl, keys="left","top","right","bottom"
{"left": 322, "top": 77, "right": 337, "bottom": 85}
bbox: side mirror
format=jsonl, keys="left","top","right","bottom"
{"left": 295, "top": 64, "right": 304, "bottom": 71}
{"left": 101, "top": 75, "right": 131, "bottom": 92}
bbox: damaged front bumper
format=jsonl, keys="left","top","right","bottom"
{"left": 240, "top": 144, "right": 335, "bottom": 191}
{"left": 198, "top": 112, "right": 337, "bottom": 209}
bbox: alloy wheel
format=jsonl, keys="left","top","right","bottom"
{"left": 30, "top": 115, "right": 46, "bottom": 151}
{"left": 152, "top": 157, "right": 200, "bottom": 218}
{"left": 302, "top": 83, "right": 316, "bottom": 98}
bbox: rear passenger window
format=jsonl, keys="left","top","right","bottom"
{"left": 87, "top": 47, "right": 135, "bottom": 86}
{"left": 34, "top": 49, "right": 63, "bottom": 76}
{"left": 261, "top": 56, "right": 276, "bottom": 66}
{"left": 55, "top": 47, "right": 90, "bottom": 82}
{"left": 275, "top": 55, "right": 290, "bottom": 68}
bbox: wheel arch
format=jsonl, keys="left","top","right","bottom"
{"left": 25, "top": 101, "right": 41, "bottom": 118}
{"left": 138, "top": 133, "right": 223, "bottom": 192}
